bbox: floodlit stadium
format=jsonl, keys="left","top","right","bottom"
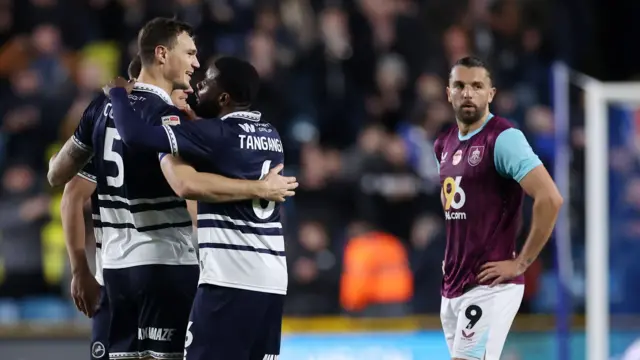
{"left": 0, "top": 1, "right": 639, "bottom": 359}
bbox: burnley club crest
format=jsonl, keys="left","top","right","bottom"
{"left": 468, "top": 146, "right": 484, "bottom": 166}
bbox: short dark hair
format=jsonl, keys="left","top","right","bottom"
{"left": 137, "top": 17, "right": 194, "bottom": 67}
{"left": 128, "top": 55, "right": 142, "bottom": 79}
{"left": 214, "top": 57, "right": 260, "bottom": 105}
{"left": 450, "top": 56, "right": 492, "bottom": 81}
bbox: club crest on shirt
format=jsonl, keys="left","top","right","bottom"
{"left": 452, "top": 150, "right": 463, "bottom": 165}
{"left": 161, "top": 115, "right": 180, "bottom": 126}
{"left": 91, "top": 341, "right": 106, "bottom": 358}
{"left": 468, "top": 146, "right": 484, "bottom": 166}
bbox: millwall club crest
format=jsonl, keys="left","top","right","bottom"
{"left": 91, "top": 341, "right": 106, "bottom": 358}
{"left": 468, "top": 146, "right": 484, "bottom": 166}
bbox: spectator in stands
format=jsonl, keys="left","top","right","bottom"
{"left": 340, "top": 227, "right": 413, "bottom": 317}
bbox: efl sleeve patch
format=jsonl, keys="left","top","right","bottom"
{"left": 161, "top": 115, "right": 181, "bottom": 126}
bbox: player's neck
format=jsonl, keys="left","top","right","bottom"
{"left": 219, "top": 106, "right": 251, "bottom": 118}
{"left": 456, "top": 110, "right": 490, "bottom": 136}
{"left": 137, "top": 68, "right": 173, "bottom": 98}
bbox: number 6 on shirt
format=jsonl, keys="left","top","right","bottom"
{"left": 252, "top": 160, "right": 276, "bottom": 219}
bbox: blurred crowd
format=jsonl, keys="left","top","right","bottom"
{"left": 0, "top": 0, "right": 637, "bottom": 322}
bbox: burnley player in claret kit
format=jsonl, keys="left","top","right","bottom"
{"left": 434, "top": 56, "right": 563, "bottom": 360}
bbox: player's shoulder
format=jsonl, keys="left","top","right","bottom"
{"left": 85, "top": 92, "right": 109, "bottom": 115}
{"left": 220, "top": 110, "right": 264, "bottom": 127}
{"left": 221, "top": 111, "right": 280, "bottom": 134}
{"left": 434, "top": 123, "right": 458, "bottom": 145}
{"left": 486, "top": 115, "right": 517, "bottom": 134}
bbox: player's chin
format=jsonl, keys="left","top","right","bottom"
{"left": 174, "top": 79, "right": 191, "bottom": 91}
{"left": 457, "top": 109, "right": 479, "bottom": 124}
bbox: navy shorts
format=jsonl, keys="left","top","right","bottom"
{"left": 184, "top": 284, "right": 284, "bottom": 360}
{"left": 104, "top": 265, "right": 199, "bottom": 360}
{"left": 91, "top": 286, "right": 110, "bottom": 360}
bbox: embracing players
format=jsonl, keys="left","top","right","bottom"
{"left": 49, "top": 18, "right": 296, "bottom": 360}
{"left": 435, "top": 56, "right": 563, "bottom": 360}
{"left": 105, "top": 56, "right": 288, "bottom": 360}
{"left": 58, "top": 55, "right": 200, "bottom": 360}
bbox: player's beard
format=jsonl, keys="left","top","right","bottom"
{"left": 195, "top": 101, "right": 222, "bottom": 118}
{"left": 455, "top": 102, "right": 484, "bottom": 125}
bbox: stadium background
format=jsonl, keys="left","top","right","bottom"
{"left": 0, "top": 0, "right": 639, "bottom": 359}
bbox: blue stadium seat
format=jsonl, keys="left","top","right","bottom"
{"left": 19, "top": 297, "right": 72, "bottom": 323}
{"left": 0, "top": 298, "right": 20, "bottom": 324}
{"left": 531, "top": 271, "right": 557, "bottom": 313}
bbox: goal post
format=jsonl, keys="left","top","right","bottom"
{"left": 557, "top": 63, "right": 640, "bottom": 360}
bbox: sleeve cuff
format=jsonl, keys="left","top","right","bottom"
{"left": 77, "top": 170, "right": 97, "bottom": 183}
{"left": 71, "top": 135, "right": 92, "bottom": 152}
{"left": 161, "top": 125, "right": 179, "bottom": 156}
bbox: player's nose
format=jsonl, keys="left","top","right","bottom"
{"left": 192, "top": 57, "right": 200, "bottom": 70}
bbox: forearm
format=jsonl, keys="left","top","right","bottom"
{"left": 516, "top": 195, "right": 561, "bottom": 272}
{"left": 109, "top": 88, "right": 171, "bottom": 152}
{"left": 187, "top": 173, "right": 263, "bottom": 202}
{"left": 48, "top": 140, "right": 92, "bottom": 187}
{"left": 60, "top": 194, "right": 91, "bottom": 275}
{"left": 160, "top": 155, "right": 264, "bottom": 202}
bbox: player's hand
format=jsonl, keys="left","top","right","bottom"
{"left": 181, "top": 104, "right": 199, "bottom": 121}
{"left": 70, "top": 270, "right": 101, "bottom": 318}
{"left": 477, "top": 260, "right": 525, "bottom": 287}
{"left": 260, "top": 164, "right": 298, "bottom": 202}
{"left": 103, "top": 76, "right": 136, "bottom": 97}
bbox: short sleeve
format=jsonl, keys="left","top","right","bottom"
{"left": 493, "top": 128, "right": 543, "bottom": 182}
{"left": 156, "top": 107, "right": 222, "bottom": 158}
{"left": 77, "top": 159, "right": 97, "bottom": 183}
{"left": 72, "top": 94, "right": 105, "bottom": 151}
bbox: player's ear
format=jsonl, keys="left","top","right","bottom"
{"left": 488, "top": 87, "right": 496, "bottom": 104}
{"left": 219, "top": 93, "right": 230, "bottom": 106}
{"left": 155, "top": 46, "right": 168, "bottom": 65}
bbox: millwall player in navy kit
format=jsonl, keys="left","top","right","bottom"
{"left": 58, "top": 57, "right": 199, "bottom": 360}
{"left": 49, "top": 18, "right": 297, "bottom": 360}
{"left": 106, "top": 57, "right": 288, "bottom": 360}
{"left": 435, "top": 56, "right": 563, "bottom": 360}
{"left": 61, "top": 159, "right": 109, "bottom": 360}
